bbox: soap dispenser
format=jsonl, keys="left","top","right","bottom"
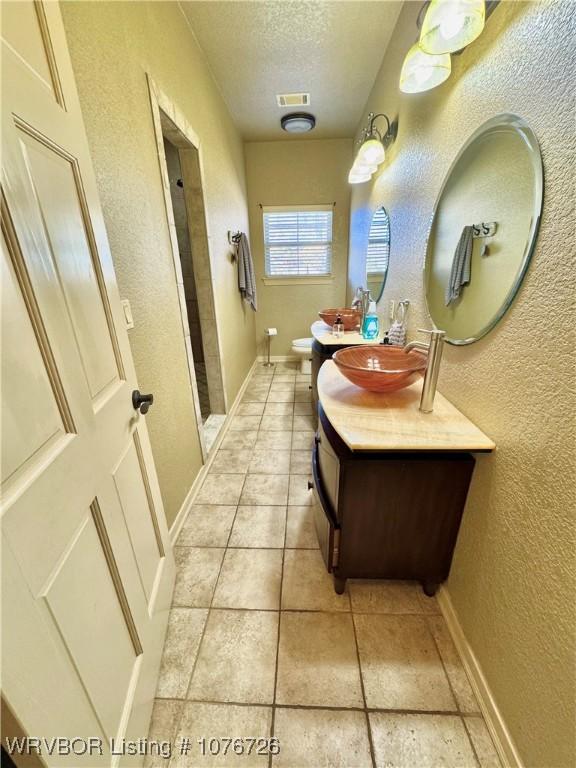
{"left": 332, "top": 313, "right": 344, "bottom": 338}
{"left": 361, "top": 301, "right": 379, "bottom": 340}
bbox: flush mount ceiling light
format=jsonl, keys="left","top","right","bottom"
{"left": 400, "top": 43, "right": 451, "bottom": 93}
{"left": 280, "top": 112, "right": 316, "bottom": 133}
{"left": 419, "top": 0, "right": 485, "bottom": 55}
{"left": 348, "top": 113, "right": 397, "bottom": 185}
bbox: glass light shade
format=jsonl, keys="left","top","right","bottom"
{"left": 357, "top": 138, "right": 385, "bottom": 167}
{"left": 348, "top": 167, "right": 373, "bottom": 184}
{"left": 419, "top": 0, "right": 485, "bottom": 55}
{"left": 352, "top": 157, "right": 378, "bottom": 174}
{"left": 400, "top": 43, "right": 451, "bottom": 94}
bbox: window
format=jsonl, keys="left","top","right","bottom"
{"left": 263, "top": 206, "right": 333, "bottom": 277}
{"left": 366, "top": 206, "right": 390, "bottom": 275}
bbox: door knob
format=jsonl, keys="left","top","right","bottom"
{"left": 132, "top": 389, "right": 154, "bottom": 414}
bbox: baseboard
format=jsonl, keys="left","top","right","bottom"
{"left": 438, "top": 586, "right": 523, "bottom": 768}
{"left": 168, "top": 466, "right": 207, "bottom": 547}
{"left": 169, "top": 358, "right": 259, "bottom": 545}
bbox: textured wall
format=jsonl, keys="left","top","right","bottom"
{"left": 348, "top": 2, "right": 575, "bottom": 765}
{"left": 245, "top": 139, "right": 353, "bottom": 356}
{"left": 61, "top": 1, "right": 256, "bottom": 528}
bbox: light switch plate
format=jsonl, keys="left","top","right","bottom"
{"left": 121, "top": 299, "right": 134, "bottom": 330}
{"left": 389, "top": 300, "right": 395, "bottom": 322}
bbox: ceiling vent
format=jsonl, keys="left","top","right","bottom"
{"left": 276, "top": 92, "right": 310, "bottom": 108}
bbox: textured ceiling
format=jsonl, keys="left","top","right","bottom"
{"left": 180, "top": 1, "right": 404, "bottom": 141}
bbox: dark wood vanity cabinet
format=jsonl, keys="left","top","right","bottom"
{"left": 312, "top": 405, "right": 475, "bottom": 596}
{"left": 312, "top": 339, "right": 351, "bottom": 420}
{"left": 312, "top": 340, "right": 335, "bottom": 418}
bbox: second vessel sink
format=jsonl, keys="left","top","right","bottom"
{"left": 333, "top": 345, "right": 427, "bottom": 393}
{"left": 318, "top": 308, "right": 361, "bottom": 331}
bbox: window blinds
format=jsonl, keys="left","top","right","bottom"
{"left": 263, "top": 207, "right": 333, "bottom": 277}
{"left": 366, "top": 207, "right": 390, "bottom": 274}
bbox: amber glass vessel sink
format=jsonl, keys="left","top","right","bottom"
{"left": 333, "top": 345, "right": 427, "bottom": 393}
{"left": 318, "top": 308, "right": 361, "bottom": 330}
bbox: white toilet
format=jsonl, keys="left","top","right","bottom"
{"left": 291, "top": 337, "right": 313, "bottom": 374}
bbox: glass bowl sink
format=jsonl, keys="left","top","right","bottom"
{"left": 333, "top": 345, "right": 427, "bottom": 393}
{"left": 318, "top": 308, "right": 362, "bottom": 331}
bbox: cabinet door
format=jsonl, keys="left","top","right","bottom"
{"left": 311, "top": 441, "right": 337, "bottom": 571}
{"left": 317, "top": 423, "right": 340, "bottom": 514}
{"left": 338, "top": 455, "right": 474, "bottom": 581}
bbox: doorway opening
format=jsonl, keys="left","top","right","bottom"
{"left": 163, "top": 138, "right": 210, "bottom": 420}
{"left": 155, "top": 103, "right": 226, "bottom": 456}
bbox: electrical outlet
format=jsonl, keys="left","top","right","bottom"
{"left": 389, "top": 300, "right": 395, "bottom": 322}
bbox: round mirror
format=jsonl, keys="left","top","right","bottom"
{"left": 424, "top": 114, "right": 543, "bottom": 345}
{"left": 366, "top": 206, "right": 390, "bottom": 302}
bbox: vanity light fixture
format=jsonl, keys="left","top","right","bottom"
{"left": 419, "top": 0, "right": 485, "bottom": 55}
{"left": 280, "top": 112, "right": 316, "bottom": 133}
{"left": 399, "top": 1, "right": 495, "bottom": 95}
{"left": 400, "top": 43, "right": 451, "bottom": 94}
{"left": 348, "top": 113, "right": 396, "bottom": 185}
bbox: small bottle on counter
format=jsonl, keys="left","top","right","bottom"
{"left": 333, "top": 313, "right": 344, "bottom": 338}
{"left": 361, "top": 302, "right": 379, "bottom": 340}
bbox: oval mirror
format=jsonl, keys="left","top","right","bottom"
{"left": 366, "top": 206, "right": 390, "bottom": 302}
{"left": 424, "top": 114, "right": 543, "bottom": 345}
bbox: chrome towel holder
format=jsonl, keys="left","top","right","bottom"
{"left": 227, "top": 230, "right": 242, "bottom": 245}
{"left": 471, "top": 221, "right": 497, "bottom": 238}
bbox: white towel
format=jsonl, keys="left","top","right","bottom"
{"left": 388, "top": 300, "right": 409, "bottom": 346}
{"left": 445, "top": 225, "right": 473, "bottom": 306}
{"left": 236, "top": 233, "right": 257, "bottom": 312}
{"left": 388, "top": 320, "right": 406, "bottom": 347}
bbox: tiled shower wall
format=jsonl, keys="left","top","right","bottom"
{"left": 164, "top": 143, "right": 204, "bottom": 358}
{"left": 164, "top": 138, "right": 210, "bottom": 419}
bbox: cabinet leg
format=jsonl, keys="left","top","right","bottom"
{"left": 422, "top": 581, "right": 438, "bottom": 597}
{"left": 333, "top": 575, "right": 346, "bottom": 595}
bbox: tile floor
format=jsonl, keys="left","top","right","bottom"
{"left": 149, "top": 362, "right": 501, "bottom": 768}
{"left": 203, "top": 414, "right": 227, "bottom": 454}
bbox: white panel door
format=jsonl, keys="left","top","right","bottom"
{"left": 1, "top": 2, "right": 175, "bottom": 765}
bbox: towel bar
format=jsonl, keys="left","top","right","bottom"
{"left": 227, "top": 230, "right": 243, "bottom": 245}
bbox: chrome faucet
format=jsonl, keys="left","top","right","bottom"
{"left": 351, "top": 286, "right": 364, "bottom": 311}
{"left": 359, "top": 289, "right": 371, "bottom": 328}
{"left": 403, "top": 329, "right": 446, "bottom": 413}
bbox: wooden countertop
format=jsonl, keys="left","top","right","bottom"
{"left": 318, "top": 360, "right": 495, "bottom": 452}
{"left": 311, "top": 320, "right": 383, "bottom": 346}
